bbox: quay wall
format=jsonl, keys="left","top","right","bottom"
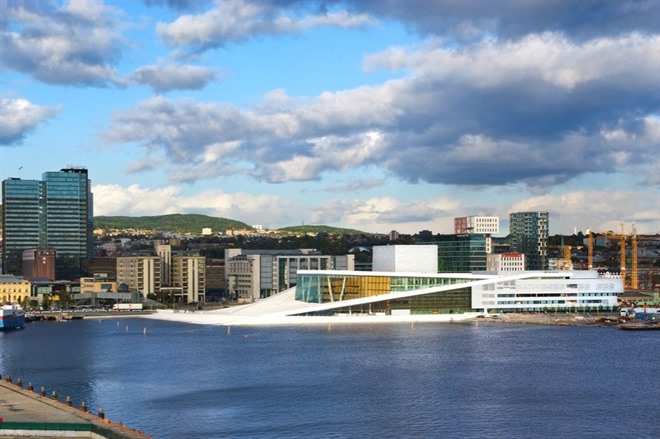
{"left": 0, "top": 374, "right": 150, "bottom": 439}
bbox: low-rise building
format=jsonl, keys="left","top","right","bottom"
{"left": 0, "top": 275, "right": 31, "bottom": 304}
{"left": 487, "top": 252, "right": 525, "bottom": 271}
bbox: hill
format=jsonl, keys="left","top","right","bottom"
{"left": 94, "top": 214, "right": 251, "bottom": 234}
{"left": 277, "top": 225, "right": 369, "bottom": 235}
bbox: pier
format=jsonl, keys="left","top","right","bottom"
{"left": 0, "top": 375, "right": 150, "bottom": 438}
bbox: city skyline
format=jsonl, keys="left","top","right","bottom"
{"left": 1, "top": 0, "right": 658, "bottom": 235}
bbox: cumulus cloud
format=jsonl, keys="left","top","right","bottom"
{"left": 1, "top": 0, "right": 124, "bottom": 86}
{"left": 104, "top": 32, "right": 659, "bottom": 192}
{"left": 156, "top": 0, "right": 373, "bottom": 51}
{"left": 92, "top": 182, "right": 469, "bottom": 233}
{"left": 131, "top": 63, "right": 217, "bottom": 92}
{"left": 0, "top": 97, "right": 61, "bottom": 145}
{"left": 508, "top": 190, "right": 660, "bottom": 235}
{"left": 92, "top": 183, "right": 300, "bottom": 229}
{"left": 348, "top": 0, "right": 660, "bottom": 42}
{"left": 143, "top": 0, "right": 211, "bottom": 11}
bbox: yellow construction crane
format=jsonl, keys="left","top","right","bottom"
{"left": 631, "top": 224, "right": 638, "bottom": 290}
{"left": 610, "top": 223, "right": 639, "bottom": 290}
{"left": 619, "top": 223, "right": 627, "bottom": 285}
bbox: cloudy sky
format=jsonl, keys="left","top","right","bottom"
{"left": 1, "top": 0, "right": 658, "bottom": 236}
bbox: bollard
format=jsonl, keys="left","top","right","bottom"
{"left": 51, "top": 390, "right": 57, "bottom": 400}
{"left": 16, "top": 378, "right": 22, "bottom": 387}
{"left": 40, "top": 386, "right": 46, "bottom": 396}
{"left": 98, "top": 408, "right": 105, "bottom": 419}
{"left": 65, "top": 396, "right": 72, "bottom": 406}
{"left": 28, "top": 382, "right": 33, "bottom": 391}
{"left": 81, "top": 401, "right": 88, "bottom": 412}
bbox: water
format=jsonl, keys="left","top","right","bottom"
{"left": 1, "top": 319, "right": 658, "bottom": 438}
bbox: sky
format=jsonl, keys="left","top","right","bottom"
{"left": 1, "top": 0, "right": 659, "bottom": 236}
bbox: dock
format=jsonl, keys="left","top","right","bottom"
{"left": 0, "top": 376, "right": 150, "bottom": 438}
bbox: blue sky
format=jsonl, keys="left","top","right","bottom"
{"left": 1, "top": 0, "right": 659, "bottom": 236}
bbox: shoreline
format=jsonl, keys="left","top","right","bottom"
{"left": 470, "top": 312, "right": 637, "bottom": 327}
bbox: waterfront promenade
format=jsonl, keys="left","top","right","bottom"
{"left": 0, "top": 377, "right": 150, "bottom": 438}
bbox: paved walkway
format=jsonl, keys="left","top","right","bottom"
{"left": 0, "top": 378, "right": 149, "bottom": 438}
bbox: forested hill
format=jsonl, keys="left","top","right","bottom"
{"left": 277, "top": 225, "right": 368, "bottom": 235}
{"left": 94, "top": 214, "right": 251, "bottom": 234}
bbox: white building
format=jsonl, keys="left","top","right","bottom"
{"left": 472, "top": 270, "right": 621, "bottom": 312}
{"left": 146, "top": 245, "right": 623, "bottom": 325}
{"left": 225, "top": 249, "right": 355, "bottom": 302}
{"left": 454, "top": 216, "right": 499, "bottom": 235}
{"left": 487, "top": 252, "right": 525, "bottom": 271}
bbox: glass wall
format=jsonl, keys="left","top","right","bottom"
{"left": 295, "top": 273, "right": 473, "bottom": 314}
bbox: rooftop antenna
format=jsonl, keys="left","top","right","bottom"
{"left": 18, "top": 166, "right": 23, "bottom": 179}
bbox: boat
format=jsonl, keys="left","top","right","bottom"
{"left": 617, "top": 322, "right": 660, "bottom": 331}
{"left": 1, "top": 303, "right": 26, "bottom": 330}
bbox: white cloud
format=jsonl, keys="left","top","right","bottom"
{"left": 508, "top": 190, "right": 660, "bottom": 235}
{"left": 157, "top": 0, "right": 372, "bottom": 49}
{"left": 1, "top": 0, "right": 124, "bottom": 86}
{"left": 0, "top": 97, "right": 61, "bottom": 145}
{"left": 132, "top": 63, "right": 217, "bottom": 92}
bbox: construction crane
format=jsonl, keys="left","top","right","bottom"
{"left": 619, "top": 223, "right": 627, "bottom": 285}
{"left": 631, "top": 224, "right": 638, "bottom": 290}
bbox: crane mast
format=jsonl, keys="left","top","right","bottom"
{"left": 631, "top": 224, "right": 638, "bottom": 290}
{"left": 620, "top": 223, "right": 626, "bottom": 286}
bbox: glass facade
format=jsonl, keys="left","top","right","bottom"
{"left": 1, "top": 179, "right": 42, "bottom": 275}
{"left": 295, "top": 272, "right": 473, "bottom": 315}
{"left": 1, "top": 169, "right": 93, "bottom": 279}
{"left": 416, "top": 234, "right": 488, "bottom": 272}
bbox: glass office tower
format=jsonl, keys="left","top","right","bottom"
{"left": 1, "top": 179, "right": 42, "bottom": 276}
{"left": 2, "top": 168, "right": 93, "bottom": 279}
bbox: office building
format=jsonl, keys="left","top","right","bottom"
{"left": 454, "top": 216, "right": 499, "bottom": 235}
{"left": 171, "top": 255, "right": 206, "bottom": 303}
{"left": 225, "top": 249, "right": 354, "bottom": 302}
{"left": 417, "top": 234, "right": 488, "bottom": 273}
{"left": 116, "top": 256, "right": 161, "bottom": 298}
{"left": 2, "top": 168, "right": 93, "bottom": 279}
{"left": 454, "top": 216, "right": 499, "bottom": 254}
{"left": 509, "top": 211, "right": 549, "bottom": 270}
{"left": 22, "top": 247, "right": 56, "bottom": 281}
{"left": 487, "top": 252, "right": 525, "bottom": 271}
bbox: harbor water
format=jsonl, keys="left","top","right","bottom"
{"left": 1, "top": 319, "right": 658, "bottom": 438}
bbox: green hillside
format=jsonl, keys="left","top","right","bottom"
{"left": 94, "top": 214, "right": 251, "bottom": 234}
{"left": 277, "top": 225, "right": 368, "bottom": 235}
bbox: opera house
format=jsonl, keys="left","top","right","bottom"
{"left": 147, "top": 245, "right": 623, "bottom": 326}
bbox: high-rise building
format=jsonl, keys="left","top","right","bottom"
{"left": 171, "top": 255, "right": 206, "bottom": 303}
{"left": 509, "top": 211, "right": 549, "bottom": 270}
{"left": 116, "top": 256, "right": 161, "bottom": 298}
{"left": 2, "top": 168, "right": 93, "bottom": 279}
